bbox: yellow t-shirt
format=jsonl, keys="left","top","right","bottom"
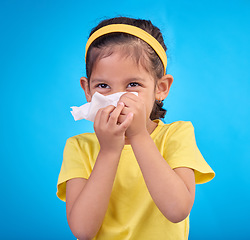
{"left": 57, "top": 120, "right": 215, "bottom": 240}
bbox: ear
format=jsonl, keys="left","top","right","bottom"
{"left": 80, "top": 77, "right": 92, "bottom": 102}
{"left": 155, "top": 74, "right": 174, "bottom": 101}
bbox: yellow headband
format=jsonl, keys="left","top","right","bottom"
{"left": 85, "top": 24, "right": 167, "bottom": 75}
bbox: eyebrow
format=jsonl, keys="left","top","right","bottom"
{"left": 126, "top": 77, "right": 145, "bottom": 82}
{"left": 90, "top": 78, "right": 106, "bottom": 84}
{"left": 91, "top": 77, "right": 145, "bottom": 83}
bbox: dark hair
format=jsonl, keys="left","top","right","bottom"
{"left": 86, "top": 16, "right": 167, "bottom": 120}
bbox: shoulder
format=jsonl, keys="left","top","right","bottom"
{"left": 64, "top": 132, "right": 99, "bottom": 153}
{"left": 165, "top": 120, "right": 193, "bottom": 131}
{"left": 156, "top": 120, "right": 215, "bottom": 184}
{"left": 154, "top": 120, "right": 194, "bottom": 140}
{"left": 66, "top": 132, "right": 98, "bottom": 145}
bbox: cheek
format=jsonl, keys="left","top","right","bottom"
{"left": 149, "top": 91, "right": 157, "bottom": 114}
{"left": 144, "top": 96, "right": 156, "bottom": 116}
{"left": 86, "top": 88, "right": 98, "bottom": 102}
{"left": 149, "top": 100, "right": 156, "bottom": 114}
{"left": 85, "top": 91, "right": 93, "bottom": 102}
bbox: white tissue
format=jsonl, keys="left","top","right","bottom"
{"left": 70, "top": 92, "right": 138, "bottom": 122}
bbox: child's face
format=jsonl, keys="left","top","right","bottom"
{"left": 81, "top": 50, "right": 172, "bottom": 122}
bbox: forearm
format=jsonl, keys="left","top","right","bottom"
{"left": 130, "top": 132, "right": 195, "bottom": 223}
{"left": 68, "top": 150, "right": 121, "bottom": 239}
{"left": 67, "top": 103, "right": 132, "bottom": 239}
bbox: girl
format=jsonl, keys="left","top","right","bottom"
{"left": 57, "top": 17, "right": 215, "bottom": 240}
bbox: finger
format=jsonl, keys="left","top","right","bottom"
{"left": 119, "top": 93, "right": 138, "bottom": 105}
{"left": 108, "top": 102, "right": 125, "bottom": 125}
{"left": 121, "top": 92, "right": 139, "bottom": 100}
{"left": 117, "top": 114, "right": 127, "bottom": 125}
{"left": 120, "top": 97, "right": 139, "bottom": 110}
{"left": 119, "top": 106, "right": 132, "bottom": 116}
{"left": 119, "top": 112, "right": 134, "bottom": 131}
{"left": 96, "top": 105, "right": 116, "bottom": 124}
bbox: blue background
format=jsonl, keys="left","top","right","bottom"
{"left": 1, "top": 0, "right": 249, "bottom": 239}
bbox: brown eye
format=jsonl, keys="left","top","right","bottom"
{"left": 128, "top": 82, "right": 140, "bottom": 88}
{"left": 97, "top": 83, "right": 110, "bottom": 89}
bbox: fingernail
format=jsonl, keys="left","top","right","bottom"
{"left": 119, "top": 102, "right": 124, "bottom": 106}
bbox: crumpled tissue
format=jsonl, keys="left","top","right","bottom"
{"left": 70, "top": 92, "right": 137, "bottom": 122}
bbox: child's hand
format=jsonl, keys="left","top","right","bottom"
{"left": 94, "top": 102, "right": 133, "bottom": 153}
{"left": 118, "top": 93, "right": 148, "bottom": 139}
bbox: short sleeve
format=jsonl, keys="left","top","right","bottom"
{"left": 56, "top": 137, "right": 93, "bottom": 202}
{"left": 163, "top": 122, "right": 215, "bottom": 184}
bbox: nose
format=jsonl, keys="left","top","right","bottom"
{"left": 109, "top": 88, "right": 128, "bottom": 95}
